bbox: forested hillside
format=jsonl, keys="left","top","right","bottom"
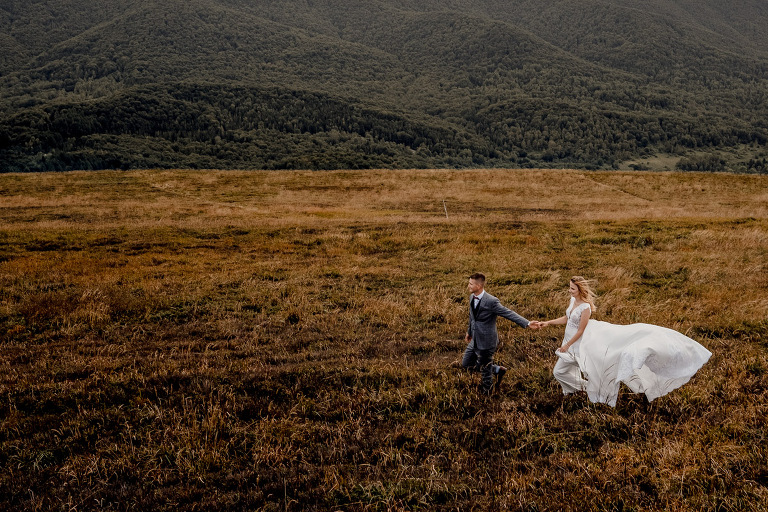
{"left": 1, "top": 0, "right": 768, "bottom": 172}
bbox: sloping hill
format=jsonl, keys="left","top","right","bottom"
{"left": 1, "top": 0, "right": 767, "bottom": 171}
{"left": 493, "top": 0, "right": 768, "bottom": 110}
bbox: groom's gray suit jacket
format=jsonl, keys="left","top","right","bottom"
{"left": 467, "top": 292, "right": 530, "bottom": 350}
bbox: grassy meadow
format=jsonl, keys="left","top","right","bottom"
{"left": 1, "top": 169, "right": 767, "bottom": 511}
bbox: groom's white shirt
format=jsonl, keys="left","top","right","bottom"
{"left": 473, "top": 290, "right": 485, "bottom": 306}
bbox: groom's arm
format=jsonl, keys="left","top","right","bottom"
{"left": 491, "top": 299, "right": 530, "bottom": 328}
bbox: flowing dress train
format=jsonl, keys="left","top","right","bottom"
{"left": 555, "top": 298, "right": 712, "bottom": 407}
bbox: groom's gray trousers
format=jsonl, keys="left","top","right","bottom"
{"left": 461, "top": 340, "right": 499, "bottom": 391}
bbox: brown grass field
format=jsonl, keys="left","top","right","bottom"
{"left": 1, "top": 169, "right": 767, "bottom": 511}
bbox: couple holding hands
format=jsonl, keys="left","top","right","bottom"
{"left": 462, "top": 273, "right": 711, "bottom": 406}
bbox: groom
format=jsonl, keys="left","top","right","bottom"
{"left": 462, "top": 272, "right": 539, "bottom": 395}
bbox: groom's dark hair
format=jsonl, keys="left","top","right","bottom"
{"left": 469, "top": 272, "right": 486, "bottom": 282}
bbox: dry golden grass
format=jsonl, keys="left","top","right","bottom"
{"left": 1, "top": 169, "right": 767, "bottom": 511}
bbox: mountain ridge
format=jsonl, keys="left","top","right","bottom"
{"left": 2, "top": 0, "right": 767, "bottom": 172}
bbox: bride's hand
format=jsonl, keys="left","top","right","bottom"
{"left": 556, "top": 346, "right": 567, "bottom": 353}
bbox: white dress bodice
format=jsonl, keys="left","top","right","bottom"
{"left": 563, "top": 297, "right": 591, "bottom": 351}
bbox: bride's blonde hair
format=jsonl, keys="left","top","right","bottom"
{"left": 571, "top": 276, "right": 597, "bottom": 311}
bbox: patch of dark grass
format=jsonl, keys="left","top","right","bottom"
{"left": 692, "top": 320, "right": 768, "bottom": 343}
{"left": 26, "top": 238, "right": 79, "bottom": 252}
{"left": 639, "top": 266, "right": 690, "bottom": 288}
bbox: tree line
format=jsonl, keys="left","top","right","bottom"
{"left": 2, "top": 83, "right": 767, "bottom": 172}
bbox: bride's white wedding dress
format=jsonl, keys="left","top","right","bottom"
{"left": 554, "top": 297, "right": 712, "bottom": 407}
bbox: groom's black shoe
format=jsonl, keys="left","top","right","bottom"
{"left": 496, "top": 366, "right": 508, "bottom": 388}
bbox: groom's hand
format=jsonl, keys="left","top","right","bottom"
{"left": 528, "top": 321, "right": 541, "bottom": 330}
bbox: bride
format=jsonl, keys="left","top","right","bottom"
{"left": 541, "top": 276, "right": 712, "bottom": 407}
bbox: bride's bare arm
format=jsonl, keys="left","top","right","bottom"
{"left": 557, "top": 309, "right": 592, "bottom": 352}
{"left": 542, "top": 316, "right": 567, "bottom": 327}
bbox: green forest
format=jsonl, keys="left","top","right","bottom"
{"left": 2, "top": 0, "right": 768, "bottom": 172}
